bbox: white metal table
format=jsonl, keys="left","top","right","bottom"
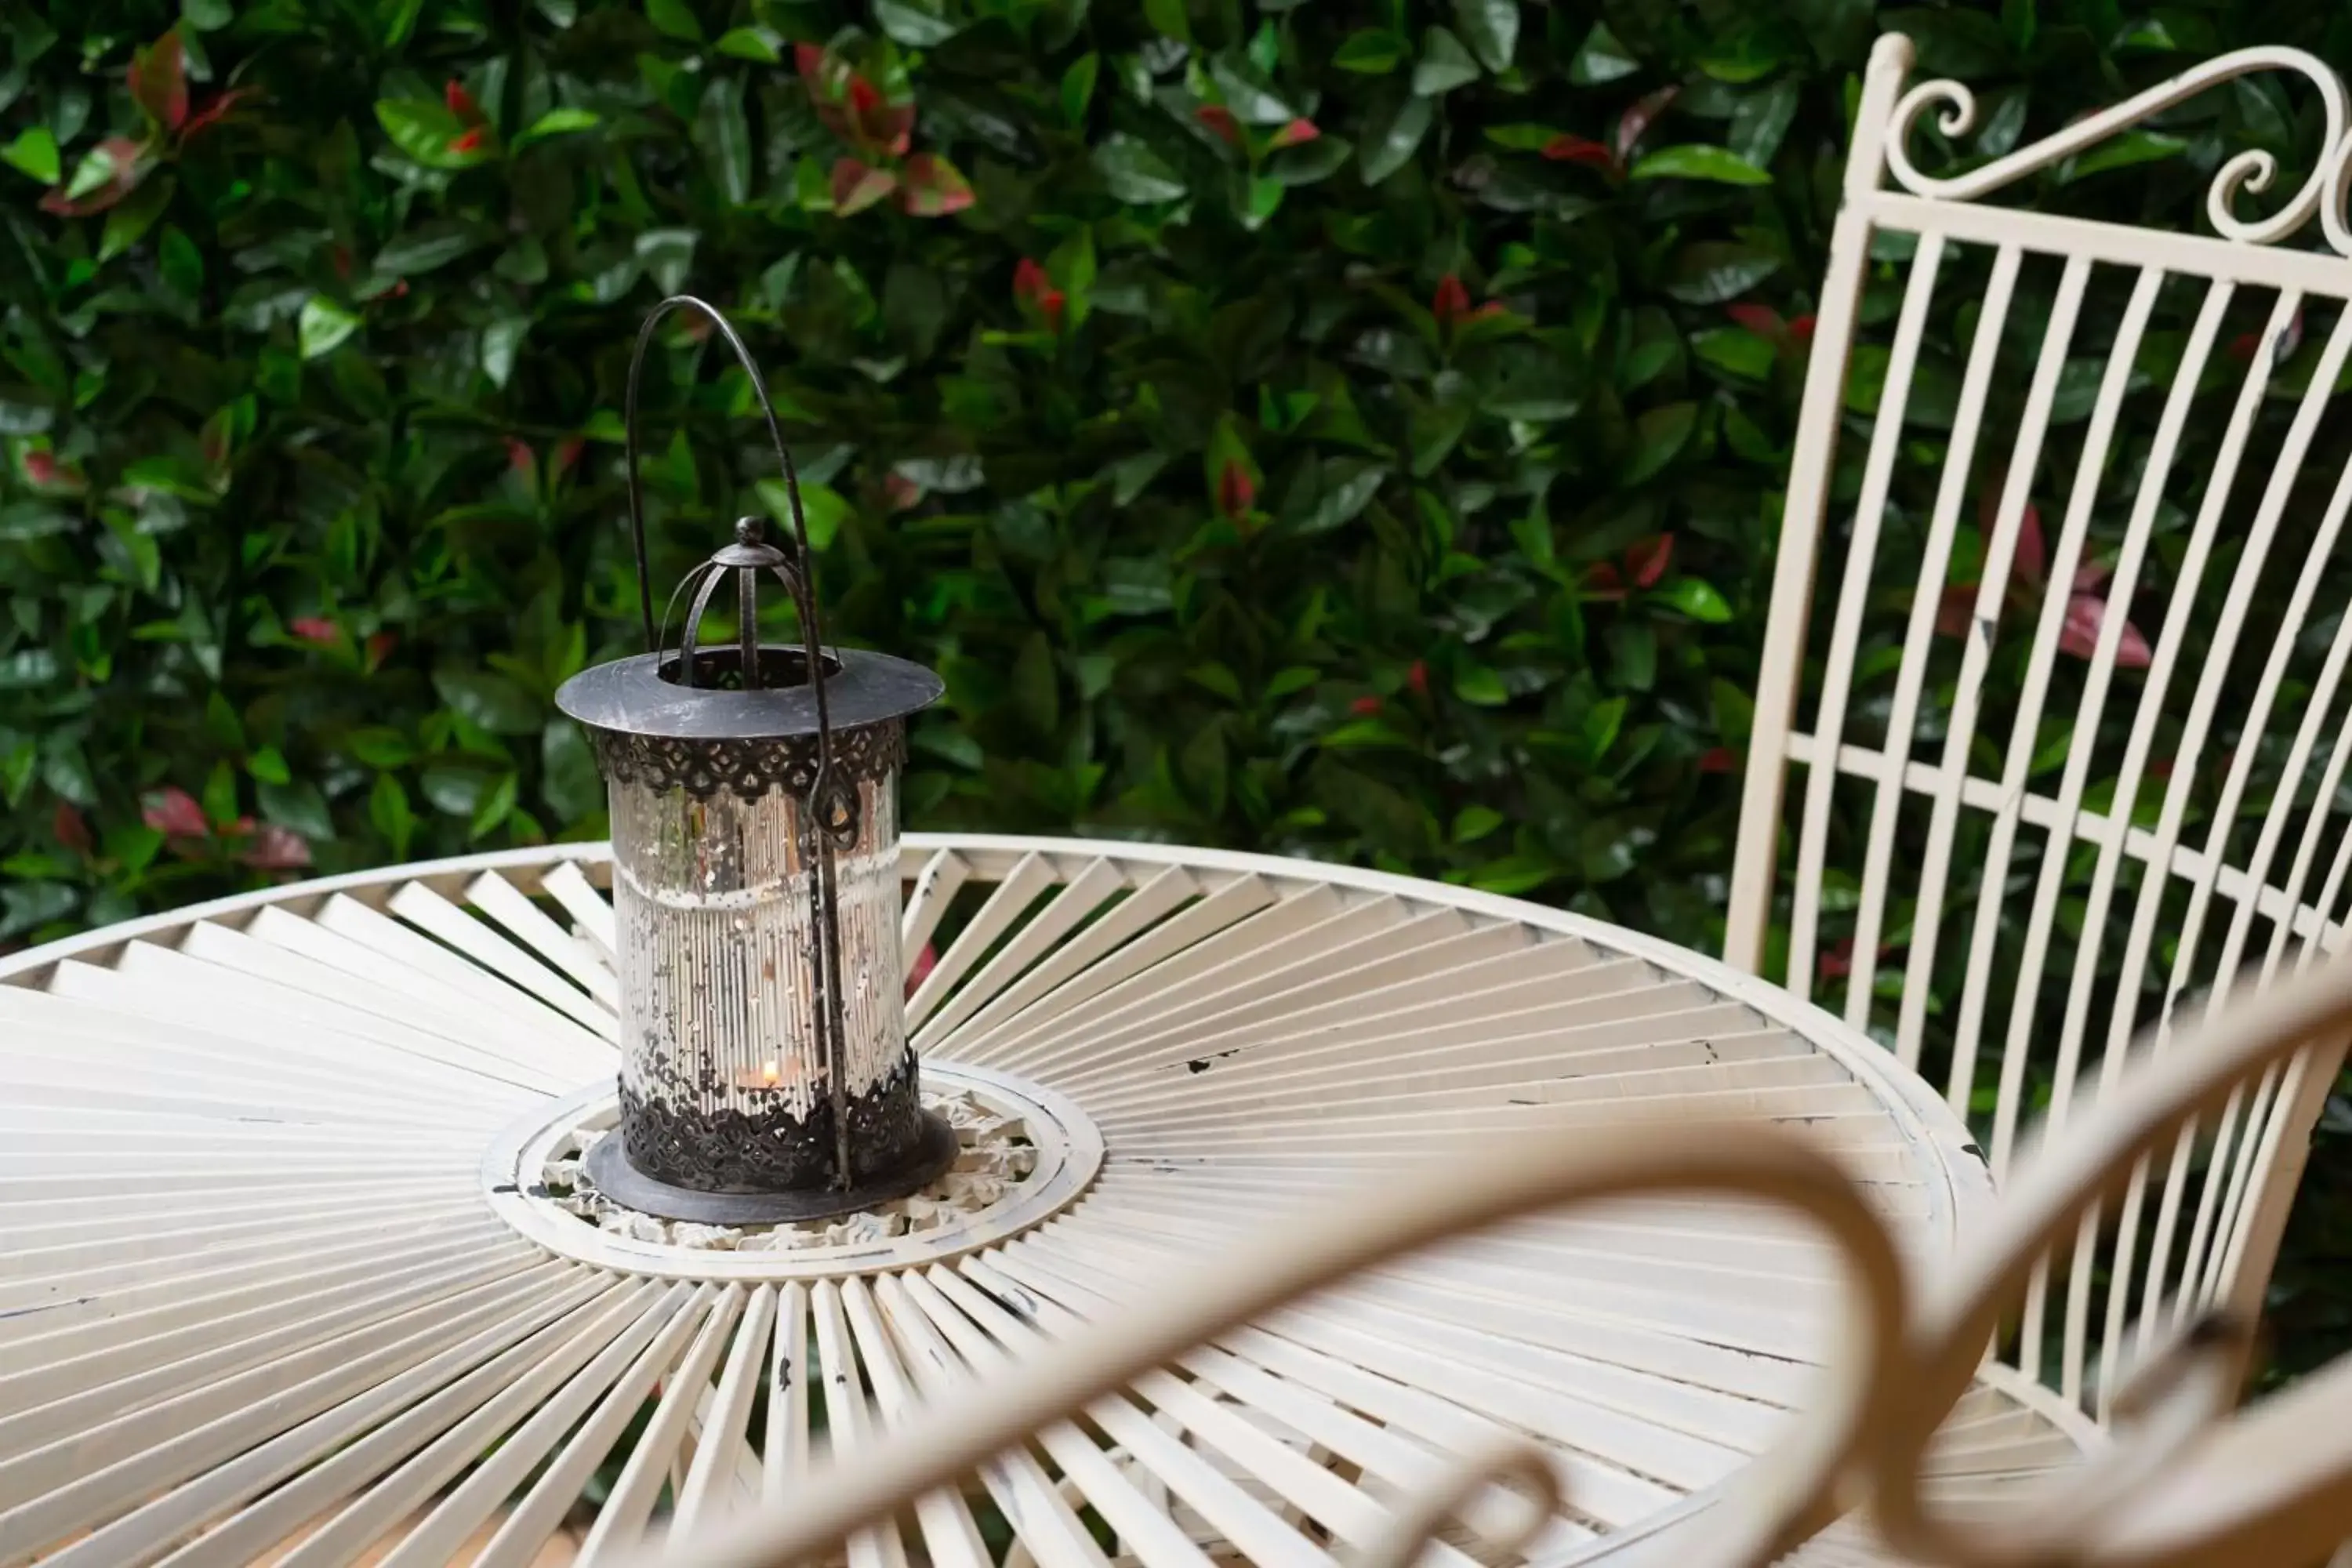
{"left": 0, "top": 835, "right": 2089, "bottom": 1566}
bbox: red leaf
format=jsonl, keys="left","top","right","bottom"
{"left": 366, "top": 632, "right": 397, "bottom": 667}
{"left": 40, "top": 137, "right": 154, "bottom": 216}
{"left": 1432, "top": 273, "right": 1471, "bottom": 328}
{"left": 129, "top": 30, "right": 189, "bottom": 132}
{"left": 554, "top": 437, "right": 584, "bottom": 477}
{"left": 1615, "top": 86, "right": 1679, "bottom": 165}
{"left": 238, "top": 824, "right": 313, "bottom": 870}
{"left": 906, "top": 941, "right": 938, "bottom": 1000}
{"left": 449, "top": 127, "right": 488, "bottom": 154}
{"left": 2013, "top": 503, "right": 2046, "bottom": 587}
{"left": 1584, "top": 561, "right": 1625, "bottom": 600}
{"left": 862, "top": 103, "right": 916, "bottom": 158}
{"left": 21, "top": 451, "right": 57, "bottom": 486}
{"left": 1540, "top": 133, "right": 1615, "bottom": 170}
{"left": 1935, "top": 584, "right": 1979, "bottom": 638}
{"left": 794, "top": 43, "right": 826, "bottom": 87}
{"left": 54, "top": 803, "right": 92, "bottom": 855}
{"left": 1013, "top": 257, "right": 1063, "bottom": 329}
{"left": 1216, "top": 459, "right": 1256, "bottom": 518}
{"left": 1195, "top": 104, "right": 1243, "bottom": 147}
{"left": 178, "top": 87, "right": 252, "bottom": 143}
{"left": 2060, "top": 593, "right": 2152, "bottom": 668}
{"left": 1626, "top": 534, "right": 1674, "bottom": 589}
{"left": 898, "top": 152, "right": 975, "bottom": 217}
{"left": 1406, "top": 659, "right": 1428, "bottom": 696}
{"left": 1272, "top": 118, "right": 1319, "bottom": 148}
{"left": 143, "top": 787, "right": 208, "bottom": 840}
{"left": 1349, "top": 695, "right": 1383, "bottom": 717}
{"left": 830, "top": 158, "right": 898, "bottom": 216}
{"left": 884, "top": 473, "right": 922, "bottom": 512}
{"left": 1787, "top": 314, "right": 1817, "bottom": 343}
{"left": 1697, "top": 746, "right": 1736, "bottom": 774}
{"left": 504, "top": 437, "right": 534, "bottom": 474}
{"left": 848, "top": 77, "right": 881, "bottom": 115}
{"left": 445, "top": 79, "right": 481, "bottom": 121}
{"left": 289, "top": 616, "right": 339, "bottom": 647}
{"left": 1818, "top": 937, "right": 1855, "bottom": 980}
{"left": 1725, "top": 303, "right": 1782, "bottom": 339}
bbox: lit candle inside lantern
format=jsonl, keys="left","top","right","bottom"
{"left": 735, "top": 1058, "right": 787, "bottom": 1091}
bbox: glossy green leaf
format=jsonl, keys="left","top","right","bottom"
{"left": 1451, "top": 0, "right": 1518, "bottom": 73}
{"left": 715, "top": 25, "right": 782, "bottom": 62}
{"left": 1357, "top": 91, "right": 1432, "bottom": 185}
{"left": 374, "top": 226, "right": 485, "bottom": 275}
{"left": 1692, "top": 327, "right": 1775, "bottom": 379}
{"left": 1654, "top": 577, "right": 1733, "bottom": 622}
{"left": 1628, "top": 144, "right": 1773, "bottom": 185}
{"left": 644, "top": 0, "right": 702, "bottom": 42}
{"left": 513, "top": 107, "right": 601, "bottom": 149}
{"left": 1621, "top": 402, "right": 1697, "bottom": 485}
{"left": 2062, "top": 130, "right": 2187, "bottom": 183}
{"left": 1568, "top": 24, "right": 1640, "bottom": 84}
{"left": 1060, "top": 53, "right": 1100, "bottom": 123}
{"left": 1094, "top": 134, "right": 1185, "bottom": 203}
{"left": 1662, "top": 241, "right": 1780, "bottom": 303}
{"left": 375, "top": 99, "right": 488, "bottom": 169}
{"left": 1334, "top": 30, "right": 1408, "bottom": 74}
{"left": 481, "top": 316, "right": 529, "bottom": 387}
{"left": 434, "top": 670, "right": 543, "bottom": 735}
{"left": 695, "top": 78, "right": 752, "bottom": 205}
{"left": 2, "top": 126, "right": 59, "bottom": 185}
{"left": 875, "top": 0, "right": 959, "bottom": 45}
{"left": 1729, "top": 78, "right": 1800, "bottom": 168}
{"left": 1413, "top": 28, "right": 1482, "bottom": 95}
{"left": 297, "top": 296, "right": 361, "bottom": 359}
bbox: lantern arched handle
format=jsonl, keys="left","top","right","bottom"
{"left": 620, "top": 295, "right": 843, "bottom": 827}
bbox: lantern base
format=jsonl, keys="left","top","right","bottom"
{"left": 581, "top": 1109, "right": 960, "bottom": 1226}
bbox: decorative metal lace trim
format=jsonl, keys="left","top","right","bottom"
{"left": 617, "top": 1055, "right": 928, "bottom": 1192}
{"left": 589, "top": 718, "right": 906, "bottom": 801}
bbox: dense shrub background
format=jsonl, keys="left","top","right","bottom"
{"left": 7, "top": 0, "right": 2352, "bottom": 1378}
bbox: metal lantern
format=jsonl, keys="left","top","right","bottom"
{"left": 554, "top": 296, "right": 953, "bottom": 1224}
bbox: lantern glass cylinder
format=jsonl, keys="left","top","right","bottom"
{"left": 601, "top": 724, "right": 918, "bottom": 1192}
{"left": 557, "top": 633, "right": 950, "bottom": 1223}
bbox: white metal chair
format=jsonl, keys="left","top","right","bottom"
{"left": 1729, "top": 32, "right": 2352, "bottom": 1428}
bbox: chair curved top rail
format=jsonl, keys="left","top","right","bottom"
{"left": 626, "top": 950, "right": 2352, "bottom": 1568}
{"left": 1876, "top": 38, "right": 2352, "bottom": 250}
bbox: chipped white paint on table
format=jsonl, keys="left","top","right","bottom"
{"left": 0, "top": 835, "right": 2087, "bottom": 1566}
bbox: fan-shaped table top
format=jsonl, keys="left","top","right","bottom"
{"left": 0, "top": 835, "right": 2092, "bottom": 1566}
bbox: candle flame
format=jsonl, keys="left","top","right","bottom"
{"left": 761, "top": 1059, "right": 780, "bottom": 1086}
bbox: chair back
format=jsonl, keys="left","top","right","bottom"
{"left": 1727, "top": 32, "right": 2352, "bottom": 1414}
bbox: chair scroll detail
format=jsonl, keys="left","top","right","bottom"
{"left": 624, "top": 1124, "right": 1915, "bottom": 1568}
{"left": 1881, "top": 45, "right": 2351, "bottom": 249}
{"left": 628, "top": 956, "right": 2352, "bottom": 1568}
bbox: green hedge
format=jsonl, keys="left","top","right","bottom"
{"left": 5, "top": 0, "right": 2352, "bottom": 1374}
